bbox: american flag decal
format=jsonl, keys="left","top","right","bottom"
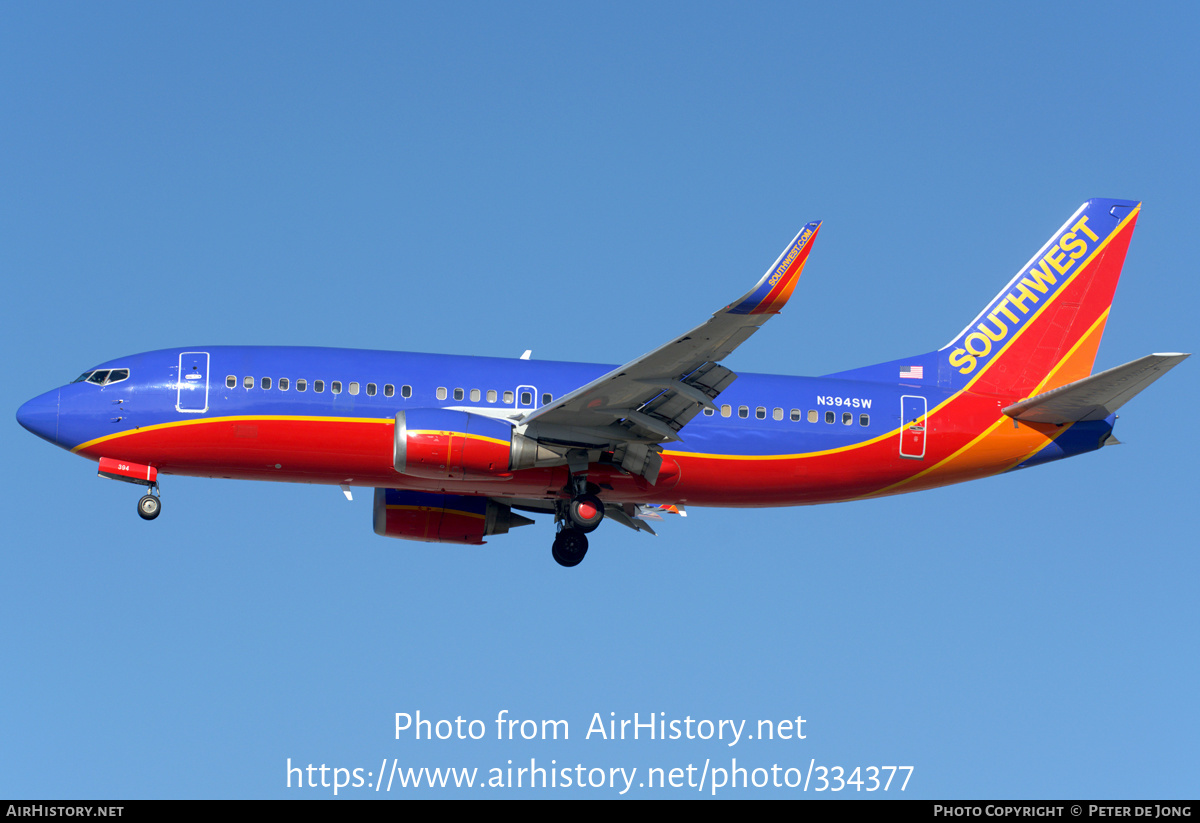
{"left": 900, "top": 365, "right": 923, "bottom": 380}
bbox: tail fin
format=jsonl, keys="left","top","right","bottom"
{"left": 940, "top": 198, "right": 1141, "bottom": 398}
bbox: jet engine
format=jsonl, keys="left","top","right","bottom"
{"left": 394, "top": 409, "right": 517, "bottom": 480}
{"left": 373, "top": 488, "right": 534, "bottom": 544}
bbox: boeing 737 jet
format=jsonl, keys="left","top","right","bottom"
{"left": 16, "top": 199, "right": 1187, "bottom": 566}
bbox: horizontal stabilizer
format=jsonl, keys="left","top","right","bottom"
{"left": 1003, "top": 353, "right": 1189, "bottom": 423}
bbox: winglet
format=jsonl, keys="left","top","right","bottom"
{"left": 726, "top": 220, "right": 822, "bottom": 315}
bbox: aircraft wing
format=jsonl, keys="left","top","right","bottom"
{"left": 515, "top": 221, "right": 821, "bottom": 481}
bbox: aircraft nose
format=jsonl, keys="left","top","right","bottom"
{"left": 16, "top": 388, "right": 60, "bottom": 445}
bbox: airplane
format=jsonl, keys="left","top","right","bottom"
{"left": 16, "top": 198, "right": 1188, "bottom": 567}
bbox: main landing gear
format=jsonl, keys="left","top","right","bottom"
{"left": 137, "top": 484, "right": 162, "bottom": 521}
{"left": 551, "top": 475, "right": 606, "bottom": 568}
{"left": 552, "top": 527, "right": 588, "bottom": 567}
{"left": 567, "top": 493, "right": 604, "bottom": 533}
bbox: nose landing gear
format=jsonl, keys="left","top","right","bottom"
{"left": 97, "top": 458, "right": 163, "bottom": 521}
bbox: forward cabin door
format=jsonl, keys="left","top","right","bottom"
{"left": 899, "top": 394, "right": 927, "bottom": 459}
{"left": 176, "top": 351, "right": 210, "bottom": 413}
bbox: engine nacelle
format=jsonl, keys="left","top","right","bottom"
{"left": 394, "top": 409, "right": 516, "bottom": 480}
{"left": 372, "top": 488, "right": 534, "bottom": 544}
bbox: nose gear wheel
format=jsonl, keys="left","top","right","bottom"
{"left": 137, "top": 490, "right": 161, "bottom": 520}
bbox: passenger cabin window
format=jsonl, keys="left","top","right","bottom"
{"left": 384, "top": 384, "right": 394, "bottom": 397}
{"left": 226, "top": 375, "right": 236, "bottom": 389}
{"left": 520, "top": 391, "right": 533, "bottom": 405}
{"left": 860, "top": 414, "right": 870, "bottom": 427}
{"left": 279, "top": 378, "right": 289, "bottom": 391}
{"left": 825, "top": 411, "right": 835, "bottom": 424}
{"left": 367, "top": 383, "right": 377, "bottom": 396}
{"left": 808, "top": 409, "right": 818, "bottom": 423}
{"left": 437, "top": 387, "right": 447, "bottom": 400}
{"left": 542, "top": 393, "right": 552, "bottom": 405}
{"left": 773, "top": 408, "right": 784, "bottom": 421}
{"left": 487, "top": 390, "right": 497, "bottom": 403}
{"left": 721, "top": 404, "right": 731, "bottom": 417}
{"left": 738, "top": 406, "right": 749, "bottom": 419}
{"left": 297, "top": 379, "right": 307, "bottom": 392}
{"left": 244, "top": 376, "right": 254, "bottom": 389}
{"left": 314, "top": 380, "right": 325, "bottom": 393}
{"left": 842, "top": 412, "right": 853, "bottom": 425}
{"left": 755, "top": 406, "right": 766, "bottom": 420}
{"left": 453, "top": 388, "right": 464, "bottom": 401}
{"left": 470, "top": 389, "right": 480, "bottom": 402}
{"left": 790, "top": 409, "right": 801, "bottom": 422}
{"left": 503, "top": 391, "right": 514, "bottom": 404}
{"left": 349, "top": 382, "right": 360, "bottom": 396}
{"left": 703, "top": 408, "right": 714, "bottom": 416}
{"left": 261, "top": 377, "right": 271, "bottom": 390}
{"left": 401, "top": 385, "right": 412, "bottom": 399}
{"left": 331, "top": 381, "right": 342, "bottom": 394}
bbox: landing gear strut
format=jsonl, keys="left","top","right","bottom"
{"left": 137, "top": 484, "right": 161, "bottom": 521}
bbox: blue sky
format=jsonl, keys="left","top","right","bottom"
{"left": 3, "top": 2, "right": 1197, "bottom": 798}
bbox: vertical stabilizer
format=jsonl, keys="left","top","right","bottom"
{"left": 940, "top": 198, "right": 1140, "bottom": 398}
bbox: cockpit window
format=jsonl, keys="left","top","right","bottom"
{"left": 73, "top": 368, "right": 130, "bottom": 386}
